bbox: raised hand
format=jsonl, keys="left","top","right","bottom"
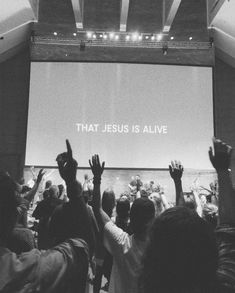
{"left": 36, "top": 169, "right": 46, "bottom": 184}
{"left": 169, "top": 160, "right": 184, "bottom": 181}
{"left": 89, "top": 154, "right": 105, "bottom": 178}
{"left": 56, "top": 139, "right": 78, "bottom": 182}
{"left": 209, "top": 138, "right": 232, "bottom": 171}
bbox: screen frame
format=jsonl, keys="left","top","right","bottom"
{"left": 25, "top": 60, "right": 215, "bottom": 171}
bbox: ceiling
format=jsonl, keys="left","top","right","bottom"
{"left": 0, "top": 0, "right": 235, "bottom": 67}
{"left": 36, "top": 0, "right": 209, "bottom": 41}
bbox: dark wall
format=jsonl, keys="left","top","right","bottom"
{"left": 0, "top": 46, "right": 30, "bottom": 180}
{"left": 214, "top": 57, "right": 235, "bottom": 181}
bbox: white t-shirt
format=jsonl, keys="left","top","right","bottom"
{"left": 104, "top": 221, "right": 146, "bottom": 293}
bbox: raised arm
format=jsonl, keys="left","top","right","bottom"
{"left": 24, "top": 169, "right": 45, "bottom": 203}
{"left": 169, "top": 160, "right": 184, "bottom": 206}
{"left": 89, "top": 154, "right": 110, "bottom": 230}
{"left": 55, "top": 140, "right": 95, "bottom": 255}
{"left": 209, "top": 138, "right": 235, "bottom": 225}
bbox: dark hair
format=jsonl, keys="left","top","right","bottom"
{"left": 116, "top": 197, "right": 130, "bottom": 219}
{"left": 102, "top": 189, "right": 115, "bottom": 217}
{"left": 140, "top": 207, "right": 218, "bottom": 293}
{"left": 0, "top": 172, "right": 17, "bottom": 241}
{"left": 130, "top": 198, "right": 155, "bottom": 236}
{"left": 45, "top": 180, "right": 52, "bottom": 189}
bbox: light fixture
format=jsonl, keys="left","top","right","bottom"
{"left": 103, "top": 34, "right": 108, "bottom": 39}
{"left": 73, "top": 33, "right": 77, "bottom": 36}
{"left": 109, "top": 32, "right": 114, "bottom": 39}
{"left": 151, "top": 35, "right": 155, "bottom": 41}
{"left": 138, "top": 35, "right": 142, "bottom": 40}
{"left": 170, "top": 36, "right": 174, "bottom": 40}
{"left": 157, "top": 34, "right": 162, "bottom": 41}
{"left": 115, "top": 35, "right": 119, "bottom": 40}
{"left": 132, "top": 33, "right": 138, "bottom": 41}
{"left": 87, "top": 32, "right": 92, "bottom": 38}
{"left": 92, "top": 34, "right": 97, "bottom": 39}
{"left": 145, "top": 35, "right": 149, "bottom": 40}
{"left": 126, "top": 35, "right": 130, "bottom": 41}
{"left": 189, "top": 36, "right": 193, "bottom": 40}
{"left": 53, "top": 32, "right": 57, "bottom": 36}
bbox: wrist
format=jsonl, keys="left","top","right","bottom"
{"left": 93, "top": 176, "right": 101, "bottom": 184}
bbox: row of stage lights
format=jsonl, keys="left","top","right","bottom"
{"left": 52, "top": 31, "right": 193, "bottom": 41}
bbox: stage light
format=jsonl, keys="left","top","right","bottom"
{"left": 109, "top": 32, "right": 114, "bottom": 39}
{"left": 189, "top": 36, "right": 193, "bottom": 40}
{"left": 170, "top": 36, "right": 174, "bottom": 40}
{"left": 103, "top": 34, "right": 108, "bottom": 39}
{"left": 132, "top": 33, "right": 138, "bottom": 41}
{"left": 73, "top": 33, "right": 77, "bottom": 36}
{"left": 157, "top": 34, "right": 162, "bottom": 41}
{"left": 53, "top": 32, "right": 57, "bottom": 36}
{"left": 126, "top": 35, "right": 130, "bottom": 41}
{"left": 92, "top": 34, "right": 97, "bottom": 39}
{"left": 115, "top": 35, "right": 119, "bottom": 40}
{"left": 87, "top": 32, "right": 92, "bottom": 38}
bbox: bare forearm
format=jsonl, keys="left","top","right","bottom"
{"left": 24, "top": 182, "right": 39, "bottom": 203}
{"left": 174, "top": 179, "right": 184, "bottom": 206}
{"left": 92, "top": 177, "right": 110, "bottom": 229}
{"left": 217, "top": 170, "right": 235, "bottom": 225}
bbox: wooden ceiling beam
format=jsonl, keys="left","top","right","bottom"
{"left": 120, "top": 0, "right": 130, "bottom": 32}
{"left": 71, "top": 0, "right": 84, "bottom": 30}
{"left": 162, "top": 0, "right": 181, "bottom": 33}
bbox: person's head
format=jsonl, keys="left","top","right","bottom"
{"left": 140, "top": 206, "right": 218, "bottom": 293}
{"left": 130, "top": 198, "right": 155, "bottom": 238}
{"left": 82, "top": 190, "right": 90, "bottom": 204}
{"left": 102, "top": 188, "right": 115, "bottom": 217}
{"left": 48, "top": 185, "right": 59, "bottom": 198}
{"left": 149, "top": 192, "right": 164, "bottom": 216}
{"left": 135, "top": 175, "right": 140, "bottom": 181}
{"left": 116, "top": 196, "right": 130, "bottom": 220}
{"left": 58, "top": 184, "right": 65, "bottom": 197}
{"left": 21, "top": 185, "right": 31, "bottom": 194}
{"left": 45, "top": 180, "right": 52, "bottom": 189}
{"left": 183, "top": 192, "right": 196, "bottom": 210}
{"left": 0, "top": 172, "right": 17, "bottom": 244}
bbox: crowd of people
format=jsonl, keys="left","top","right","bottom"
{"left": 0, "top": 138, "right": 235, "bottom": 293}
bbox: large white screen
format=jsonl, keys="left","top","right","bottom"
{"left": 26, "top": 62, "right": 213, "bottom": 169}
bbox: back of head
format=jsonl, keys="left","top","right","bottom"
{"left": 0, "top": 172, "right": 17, "bottom": 242}
{"left": 45, "top": 180, "right": 52, "bottom": 189}
{"left": 141, "top": 206, "right": 218, "bottom": 293}
{"left": 102, "top": 188, "right": 115, "bottom": 217}
{"left": 49, "top": 185, "right": 59, "bottom": 198}
{"left": 130, "top": 198, "right": 155, "bottom": 237}
{"left": 116, "top": 197, "right": 130, "bottom": 219}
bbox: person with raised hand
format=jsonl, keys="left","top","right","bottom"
{"left": 49, "top": 140, "right": 95, "bottom": 255}
{"left": 209, "top": 138, "right": 235, "bottom": 292}
{"left": 90, "top": 154, "right": 155, "bottom": 293}
{"left": 0, "top": 140, "right": 93, "bottom": 293}
{"left": 169, "top": 160, "right": 185, "bottom": 206}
